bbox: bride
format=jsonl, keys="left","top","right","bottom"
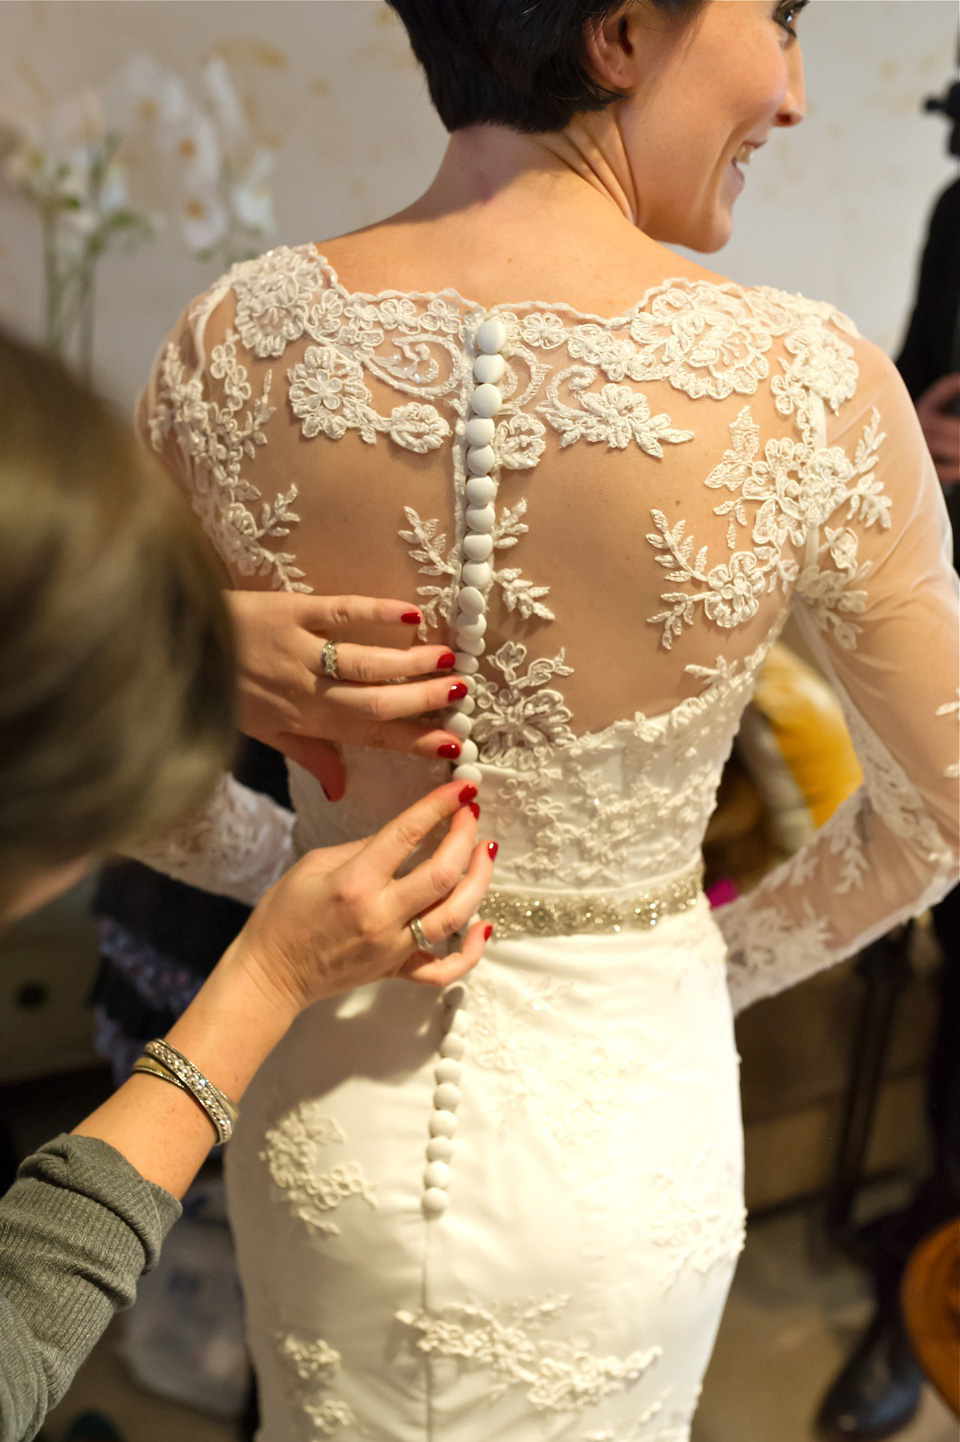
{"left": 133, "top": 1, "right": 960, "bottom": 1437}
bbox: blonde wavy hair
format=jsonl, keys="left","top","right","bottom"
{"left": 0, "top": 330, "right": 235, "bottom": 908}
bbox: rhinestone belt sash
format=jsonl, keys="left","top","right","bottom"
{"left": 479, "top": 860, "right": 705, "bottom": 940}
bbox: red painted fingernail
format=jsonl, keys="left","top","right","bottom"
{"left": 447, "top": 681, "right": 468, "bottom": 702}
{"left": 458, "top": 784, "right": 478, "bottom": 804}
{"left": 321, "top": 784, "right": 332, "bottom": 802}
{"left": 483, "top": 923, "right": 494, "bottom": 941}
{"left": 468, "top": 801, "right": 480, "bottom": 820}
{"left": 438, "top": 742, "right": 461, "bottom": 759}
{"left": 401, "top": 610, "right": 421, "bottom": 624}
{"left": 437, "top": 651, "right": 457, "bottom": 669}
{"left": 487, "top": 841, "right": 498, "bottom": 861}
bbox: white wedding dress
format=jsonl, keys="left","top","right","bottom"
{"left": 134, "top": 244, "right": 959, "bottom": 1441}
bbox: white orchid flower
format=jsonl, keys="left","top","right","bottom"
{"left": 113, "top": 55, "right": 190, "bottom": 131}
{"left": 181, "top": 188, "right": 228, "bottom": 253}
{"left": 231, "top": 145, "right": 276, "bottom": 234}
{"left": 203, "top": 57, "right": 247, "bottom": 142}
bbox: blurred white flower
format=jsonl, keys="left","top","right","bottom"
{"left": 203, "top": 57, "right": 246, "bottom": 142}
{"left": 112, "top": 55, "right": 190, "bottom": 131}
{"left": 231, "top": 145, "right": 276, "bottom": 233}
{"left": 163, "top": 105, "right": 222, "bottom": 189}
{"left": 181, "top": 188, "right": 228, "bottom": 253}
{"left": 0, "top": 51, "right": 282, "bottom": 368}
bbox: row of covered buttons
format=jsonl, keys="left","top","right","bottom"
{"left": 422, "top": 986, "right": 469, "bottom": 1216}
{"left": 422, "top": 315, "right": 505, "bottom": 1219}
{"left": 445, "top": 314, "right": 508, "bottom": 795}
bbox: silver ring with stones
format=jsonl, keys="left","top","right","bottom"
{"left": 320, "top": 641, "right": 340, "bottom": 679}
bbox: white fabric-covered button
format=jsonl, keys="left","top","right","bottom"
{"left": 450, "top": 1009, "right": 471, "bottom": 1035}
{"left": 453, "top": 652, "right": 479, "bottom": 674}
{"left": 471, "top": 383, "right": 502, "bottom": 419}
{"left": 465, "top": 476, "right": 496, "bottom": 506}
{"left": 456, "top": 613, "right": 486, "bottom": 639}
{"left": 465, "top": 504, "right": 496, "bottom": 533}
{"left": 439, "top": 1033, "right": 466, "bottom": 1060}
{"left": 462, "top": 561, "right": 493, "bottom": 590}
{"left": 427, "top": 1135, "right": 454, "bottom": 1162}
{"left": 422, "top": 1187, "right": 449, "bottom": 1216}
{"left": 456, "top": 635, "right": 485, "bottom": 658}
{"left": 429, "top": 1110, "right": 457, "bottom": 1138}
{"left": 476, "top": 316, "right": 508, "bottom": 355}
{"left": 473, "top": 353, "right": 506, "bottom": 385}
{"left": 463, "top": 533, "right": 493, "bottom": 562}
{"left": 453, "top": 763, "right": 482, "bottom": 785}
{"left": 457, "top": 585, "right": 485, "bottom": 616}
{"left": 462, "top": 674, "right": 478, "bottom": 695}
{"left": 466, "top": 445, "right": 496, "bottom": 476}
{"left": 465, "top": 416, "right": 495, "bottom": 448}
{"left": 458, "top": 739, "right": 479, "bottom": 765}
{"left": 424, "top": 1161, "right": 451, "bottom": 1190}
{"left": 446, "top": 711, "right": 473, "bottom": 739}
{"left": 434, "top": 1083, "right": 461, "bottom": 1111}
{"left": 435, "top": 1058, "right": 461, "bottom": 1085}
{"left": 444, "top": 983, "right": 466, "bottom": 1007}
{"left": 456, "top": 693, "right": 476, "bottom": 716}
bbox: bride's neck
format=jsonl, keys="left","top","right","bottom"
{"left": 413, "top": 118, "right": 642, "bottom": 230}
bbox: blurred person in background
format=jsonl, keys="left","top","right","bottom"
{"left": 816, "top": 59, "right": 960, "bottom": 1442}
{"left": 0, "top": 330, "right": 495, "bottom": 1442}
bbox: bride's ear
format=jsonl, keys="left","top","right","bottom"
{"left": 582, "top": 3, "right": 646, "bottom": 94}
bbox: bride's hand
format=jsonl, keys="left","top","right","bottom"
{"left": 229, "top": 780, "right": 496, "bottom": 1016}
{"left": 227, "top": 591, "right": 467, "bottom": 800}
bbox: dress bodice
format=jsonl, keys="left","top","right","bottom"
{"left": 132, "top": 244, "right": 959, "bottom": 1011}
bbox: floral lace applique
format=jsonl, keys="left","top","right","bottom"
{"left": 793, "top": 410, "right": 891, "bottom": 651}
{"left": 486, "top": 639, "right": 778, "bottom": 889}
{"left": 579, "top": 1393, "right": 670, "bottom": 1441}
{"left": 260, "top": 1101, "right": 377, "bottom": 1237}
{"left": 472, "top": 642, "right": 575, "bottom": 770}
{"left": 647, "top": 397, "right": 886, "bottom": 650}
{"left": 279, "top": 1333, "right": 342, "bottom": 1386}
{"left": 396, "top": 1295, "right": 661, "bottom": 1415}
{"left": 465, "top": 972, "right": 637, "bottom": 1156}
{"left": 230, "top": 244, "right": 325, "bottom": 358}
{"left": 641, "top": 1133, "right": 746, "bottom": 1289}
{"left": 401, "top": 499, "right": 553, "bottom": 637}
{"left": 277, "top": 1331, "right": 357, "bottom": 1437}
{"left": 539, "top": 372, "right": 695, "bottom": 455}
{"left": 150, "top": 330, "right": 307, "bottom": 591}
{"left": 288, "top": 344, "right": 451, "bottom": 451}
{"left": 126, "top": 774, "right": 295, "bottom": 907}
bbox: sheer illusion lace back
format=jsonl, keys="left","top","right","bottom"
{"left": 138, "top": 244, "right": 959, "bottom": 1010}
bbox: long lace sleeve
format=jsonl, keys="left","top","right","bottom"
{"left": 121, "top": 301, "right": 297, "bottom": 907}
{"left": 718, "top": 340, "right": 960, "bottom": 1013}
{"left": 122, "top": 773, "right": 296, "bottom": 907}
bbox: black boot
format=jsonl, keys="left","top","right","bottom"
{"left": 816, "top": 1301, "right": 923, "bottom": 1440}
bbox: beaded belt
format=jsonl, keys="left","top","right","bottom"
{"left": 479, "top": 859, "right": 704, "bottom": 940}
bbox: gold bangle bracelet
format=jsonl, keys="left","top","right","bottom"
{"left": 131, "top": 1040, "right": 239, "bottom": 1146}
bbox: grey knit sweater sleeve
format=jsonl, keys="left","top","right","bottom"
{"left": 0, "top": 1133, "right": 181, "bottom": 1442}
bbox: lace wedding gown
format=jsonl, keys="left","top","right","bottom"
{"left": 136, "top": 244, "right": 959, "bottom": 1441}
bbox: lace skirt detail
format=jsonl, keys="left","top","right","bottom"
{"left": 225, "top": 896, "right": 743, "bottom": 1441}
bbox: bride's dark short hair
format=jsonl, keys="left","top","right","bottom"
{"left": 386, "top": 0, "right": 703, "bottom": 133}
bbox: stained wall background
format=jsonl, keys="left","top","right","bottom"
{"left": 0, "top": 0, "right": 957, "bottom": 409}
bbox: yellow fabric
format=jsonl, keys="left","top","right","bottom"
{"left": 749, "top": 643, "right": 863, "bottom": 829}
